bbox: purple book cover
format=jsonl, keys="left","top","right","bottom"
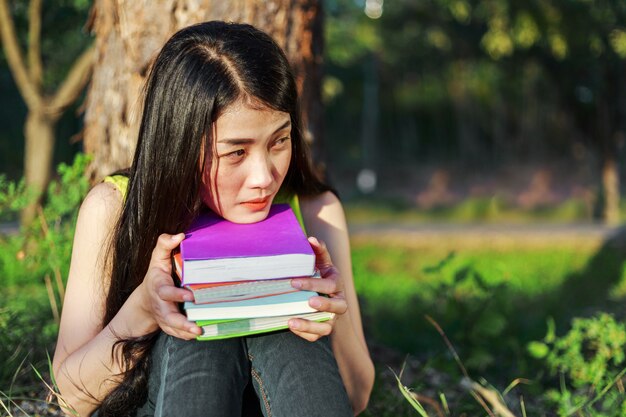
{"left": 180, "top": 204, "right": 313, "bottom": 262}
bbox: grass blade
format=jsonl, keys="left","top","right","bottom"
{"left": 390, "top": 366, "right": 430, "bottom": 417}
{"left": 424, "top": 315, "right": 469, "bottom": 379}
{"left": 502, "top": 378, "right": 530, "bottom": 396}
{"left": 439, "top": 392, "right": 450, "bottom": 416}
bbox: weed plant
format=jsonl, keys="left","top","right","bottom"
{"left": 0, "top": 154, "right": 90, "bottom": 392}
{"left": 533, "top": 313, "right": 626, "bottom": 415}
{"left": 375, "top": 313, "right": 626, "bottom": 417}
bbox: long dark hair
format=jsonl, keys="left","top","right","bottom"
{"left": 96, "top": 21, "right": 330, "bottom": 416}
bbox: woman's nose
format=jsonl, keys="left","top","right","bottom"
{"left": 247, "top": 155, "right": 273, "bottom": 189}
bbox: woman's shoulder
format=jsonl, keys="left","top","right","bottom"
{"left": 299, "top": 190, "right": 341, "bottom": 212}
{"left": 299, "top": 191, "right": 347, "bottom": 234}
{"left": 78, "top": 181, "right": 124, "bottom": 226}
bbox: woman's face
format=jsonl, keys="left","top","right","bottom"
{"left": 201, "top": 100, "right": 293, "bottom": 224}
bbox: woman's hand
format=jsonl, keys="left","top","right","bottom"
{"left": 288, "top": 236, "right": 348, "bottom": 341}
{"left": 138, "top": 233, "right": 202, "bottom": 340}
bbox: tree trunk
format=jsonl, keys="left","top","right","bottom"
{"left": 0, "top": 0, "right": 94, "bottom": 225}
{"left": 596, "top": 89, "right": 621, "bottom": 225}
{"left": 601, "top": 154, "right": 620, "bottom": 225}
{"left": 84, "top": 0, "right": 324, "bottom": 182}
{"left": 21, "top": 109, "right": 55, "bottom": 224}
{"left": 448, "top": 64, "right": 481, "bottom": 165}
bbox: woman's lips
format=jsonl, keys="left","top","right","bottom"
{"left": 241, "top": 198, "right": 270, "bottom": 211}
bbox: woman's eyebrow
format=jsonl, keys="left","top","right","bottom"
{"left": 274, "top": 120, "right": 291, "bottom": 132}
{"left": 218, "top": 120, "right": 292, "bottom": 145}
{"left": 217, "top": 138, "right": 255, "bottom": 145}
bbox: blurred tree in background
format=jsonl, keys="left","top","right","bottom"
{"left": 325, "top": 0, "right": 626, "bottom": 223}
{"left": 0, "top": 0, "right": 93, "bottom": 224}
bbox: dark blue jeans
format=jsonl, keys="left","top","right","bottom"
{"left": 134, "top": 330, "right": 352, "bottom": 417}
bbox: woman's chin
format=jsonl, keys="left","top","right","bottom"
{"left": 221, "top": 206, "right": 271, "bottom": 224}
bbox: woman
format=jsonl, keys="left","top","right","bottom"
{"left": 52, "top": 21, "right": 374, "bottom": 417}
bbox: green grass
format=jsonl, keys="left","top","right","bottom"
{"left": 1, "top": 234, "right": 625, "bottom": 415}
{"left": 0, "top": 291, "right": 58, "bottom": 400}
{"left": 351, "top": 236, "right": 626, "bottom": 415}
{"left": 3, "top": 231, "right": 626, "bottom": 408}
{"left": 343, "top": 196, "right": 621, "bottom": 224}
{"left": 352, "top": 238, "right": 626, "bottom": 351}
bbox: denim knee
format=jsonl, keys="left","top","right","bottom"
{"left": 137, "top": 332, "right": 250, "bottom": 417}
{"left": 245, "top": 332, "right": 352, "bottom": 417}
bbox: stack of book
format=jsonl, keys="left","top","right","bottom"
{"left": 175, "top": 204, "right": 333, "bottom": 340}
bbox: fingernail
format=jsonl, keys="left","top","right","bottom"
{"left": 291, "top": 279, "right": 302, "bottom": 289}
{"left": 183, "top": 293, "right": 194, "bottom": 302}
{"left": 309, "top": 298, "right": 321, "bottom": 308}
{"left": 288, "top": 319, "right": 299, "bottom": 329}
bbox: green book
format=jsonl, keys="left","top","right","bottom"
{"left": 195, "top": 311, "right": 333, "bottom": 341}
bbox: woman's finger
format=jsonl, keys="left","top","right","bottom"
{"left": 292, "top": 275, "right": 341, "bottom": 295}
{"left": 162, "top": 326, "right": 202, "bottom": 340}
{"left": 157, "top": 285, "right": 194, "bottom": 303}
{"left": 308, "top": 295, "right": 347, "bottom": 314}
{"left": 149, "top": 233, "right": 185, "bottom": 271}
{"left": 159, "top": 310, "right": 202, "bottom": 338}
{"left": 288, "top": 318, "right": 333, "bottom": 340}
{"left": 308, "top": 236, "right": 334, "bottom": 269}
{"left": 289, "top": 330, "right": 321, "bottom": 342}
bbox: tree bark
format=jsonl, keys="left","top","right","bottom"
{"left": 596, "top": 89, "right": 621, "bottom": 225}
{"left": 21, "top": 110, "right": 55, "bottom": 224}
{"left": 84, "top": 0, "right": 324, "bottom": 182}
{"left": 601, "top": 154, "right": 620, "bottom": 225}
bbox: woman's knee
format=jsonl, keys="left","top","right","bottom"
{"left": 146, "top": 334, "right": 251, "bottom": 416}
{"left": 246, "top": 332, "right": 352, "bottom": 417}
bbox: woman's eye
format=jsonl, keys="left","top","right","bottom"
{"left": 273, "top": 137, "right": 291, "bottom": 147}
{"left": 223, "top": 149, "right": 245, "bottom": 160}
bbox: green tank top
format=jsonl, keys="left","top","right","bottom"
{"left": 103, "top": 175, "right": 306, "bottom": 231}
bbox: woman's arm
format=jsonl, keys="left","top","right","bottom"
{"left": 52, "top": 183, "right": 199, "bottom": 416}
{"left": 298, "top": 191, "right": 375, "bottom": 415}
